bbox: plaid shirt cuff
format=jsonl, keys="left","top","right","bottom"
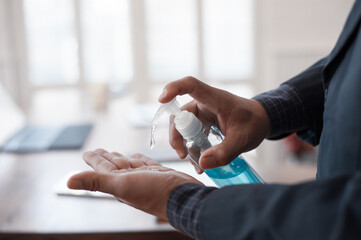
{"left": 167, "top": 183, "right": 217, "bottom": 240}
{"left": 253, "top": 84, "right": 309, "bottom": 138}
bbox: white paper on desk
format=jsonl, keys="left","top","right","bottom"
{"left": 54, "top": 171, "right": 115, "bottom": 199}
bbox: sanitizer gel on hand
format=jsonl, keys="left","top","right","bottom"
{"left": 151, "top": 98, "right": 264, "bottom": 187}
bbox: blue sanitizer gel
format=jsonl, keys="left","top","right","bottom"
{"left": 186, "top": 125, "right": 263, "bottom": 187}
{"left": 151, "top": 98, "right": 264, "bottom": 188}
{"left": 204, "top": 157, "right": 263, "bottom": 187}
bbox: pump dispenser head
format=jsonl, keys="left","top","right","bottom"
{"left": 151, "top": 98, "right": 203, "bottom": 141}
{"left": 151, "top": 98, "right": 181, "bottom": 126}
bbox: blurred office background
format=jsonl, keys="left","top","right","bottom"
{"left": 0, "top": 0, "right": 354, "bottom": 182}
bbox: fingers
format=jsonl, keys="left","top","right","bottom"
{"left": 158, "top": 77, "right": 217, "bottom": 105}
{"left": 82, "top": 150, "right": 118, "bottom": 173}
{"left": 187, "top": 157, "right": 203, "bottom": 174}
{"left": 168, "top": 101, "right": 212, "bottom": 159}
{"left": 94, "top": 148, "right": 108, "bottom": 155}
{"left": 102, "top": 152, "right": 131, "bottom": 169}
{"left": 84, "top": 148, "right": 164, "bottom": 173}
{"left": 67, "top": 171, "right": 118, "bottom": 195}
{"left": 199, "top": 133, "right": 243, "bottom": 169}
{"left": 101, "top": 151, "right": 150, "bottom": 169}
{"left": 110, "top": 151, "right": 123, "bottom": 157}
{"left": 130, "top": 153, "right": 161, "bottom": 166}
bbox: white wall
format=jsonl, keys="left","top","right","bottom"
{"left": 0, "top": 1, "right": 15, "bottom": 95}
{"left": 256, "top": 0, "right": 354, "bottom": 91}
{"left": 254, "top": 0, "right": 354, "bottom": 167}
{"left": 0, "top": 0, "right": 29, "bottom": 112}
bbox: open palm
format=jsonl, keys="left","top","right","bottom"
{"left": 67, "top": 148, "right": 202, "bottom": 219}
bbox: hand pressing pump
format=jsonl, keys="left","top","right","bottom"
{"left": 151, "top": 98, "right": 263, "bottom": 187}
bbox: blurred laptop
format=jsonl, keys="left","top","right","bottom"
{"left": 0, "top": 82, "right": 92, "bottom": 153}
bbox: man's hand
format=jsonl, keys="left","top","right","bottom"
{"left": 67, "top": 149, "right": 203, "bottom": 220}
{"left": 159, "top": 76, "right": 271, "bottom": 171}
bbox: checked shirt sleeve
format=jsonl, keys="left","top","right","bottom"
{"left": 166, "top": 82, "right": 315, "bottom": 240}
{"left": 167, "top": 183, "right": 217, "bottom": 240}
{"left": 253, "top": 84, "right": 312, "bottom": 139}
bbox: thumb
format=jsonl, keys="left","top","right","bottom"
{"left": 199, "top": 135, "right": 243, "bottom": 169}
{"left": 67, "top": 171, "right": 115, "bottom": 194}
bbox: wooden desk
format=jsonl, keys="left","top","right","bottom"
{"left": 0, "top": 150, "right": 197, "bottom": 239}
{"left": 0, "top": 92, "right": 197, "bottom": 239}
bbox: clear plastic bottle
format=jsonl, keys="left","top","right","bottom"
{"left": 151, "top": 98, "right": 263, "bottom": 187}
{"left": 184, "top": 123, "right": 263, "bottom": 187}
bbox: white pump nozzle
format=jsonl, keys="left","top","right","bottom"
{"left": 151, "top": 98, "right": 181, "bottom": 126}
{"left": 151, "top": 98, "right": 203, "bottom": 141}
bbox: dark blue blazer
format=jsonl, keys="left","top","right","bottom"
{"left": 199, "top": 1, "right": 361, "bottom": 239}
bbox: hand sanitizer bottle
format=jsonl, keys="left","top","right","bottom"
{"left": 151, "top": 98, "right": 264, "bottom": 187}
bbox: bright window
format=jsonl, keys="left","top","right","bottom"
{"left": 23, "top": 0, "right": 78, "bottom": 85}
{"left": 203, "top": 0, "right": 253, "bottom": 80}
{"left": 23, "top": 0, "right": 254, "bottom": 88}
{"left": 145, "top": 0, "right": 198, "bottom": 81}
{"left": 81, "top": 0, "right": 132, "bottom": 84}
